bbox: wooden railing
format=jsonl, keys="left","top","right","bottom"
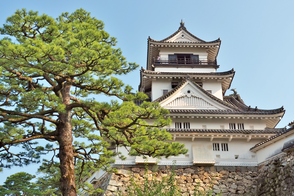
{"left": 153, "top": 58, "right": 216, "bottom": 65}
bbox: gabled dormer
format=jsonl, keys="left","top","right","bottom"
{"left": 147, "top": 21, "right": 221, "bottom": 73}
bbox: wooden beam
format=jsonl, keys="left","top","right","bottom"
{"left": 247, "top": 135, "right": 252, "bottom": 142}
{"left": 229, "top": 135, "right": 233, "bottom": 142}
{"left": 210, "top": 135, "right": 214, "bottom": 141}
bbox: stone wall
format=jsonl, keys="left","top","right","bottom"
{"left": 256, "top": 150, "right": 294, "bottom": 196}
{"left": 104, "top": 166, "right": 258, "bottom": 196}
{"left": 101, "top": 150, "right": 293, "bottom": 196}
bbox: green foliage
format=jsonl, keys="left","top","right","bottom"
{"left": 0, "top": 8, "right": 187, "bottom": 194}
{"left": 35, "top": 160, "right": 106, "bottom": 195}
{"left": 0, "top": 172, "right": 42, "bottom": 196}
{"left": 123, "top": 169, "right": 179, "bottom": 196}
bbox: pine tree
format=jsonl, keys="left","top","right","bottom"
{"left": 0, "top": 172, "right": 42, "bottom": 196}
{"left": 0, "top": 9, "right": 187, "bottom": 195}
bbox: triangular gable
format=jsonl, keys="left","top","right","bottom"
{"left": 165, "top": 29, "right": 203, "bottom": 43}
{"left": 159, "top": 81, "right": 233, "bottom": 110}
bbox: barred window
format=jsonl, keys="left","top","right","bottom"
{"left": 221, "top": 143, "right": 229, "bottom": 151}
{"left": 237, "top": 123, "right": 244, "bottom": 130}
{"left": 175, "top": 122, "right": 182, "bottom": 129}
{"left": 175, "top": 122, "right": 190, "bottom": 129}
{"left": 183, "top": 122, "right": 190, "bottom": 129}
{"left": 229, "top": 123, "right": 236, "bottom": 129}
{"left": 213, "top": 143, "right": 220, "bottom": 151}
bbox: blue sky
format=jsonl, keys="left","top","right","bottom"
{"left": 0, "top": 0, "right": 293, "bottom": 183}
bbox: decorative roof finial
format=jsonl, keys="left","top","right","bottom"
{"left": 180, "top": 19, "right": 185, "bottom": 28}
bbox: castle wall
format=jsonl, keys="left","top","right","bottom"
{"left": 102, "top": 149, "right": 293, "bottom": 196}
{"left": 255, "top": 135, "right": 293, "bottom": 163}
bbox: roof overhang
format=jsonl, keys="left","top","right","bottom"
{"left": 167, "top": 111, "right": 285, "bottom": 128}
{"left": 250, "top": 128, "right": 294, "bottom": 152}
{"left": 169, "top": 131, "right": 276, "bottom": 142}
{"left": 139, "top": 69, "right": 235, "bottom": 95}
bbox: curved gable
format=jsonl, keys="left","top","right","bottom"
{"left": 165, "top": 30, "right": 203, "bottom": 43}
{"left": 159, "top": 80, "right": 234, "bottom": 111}
{"left": 166, "top": 94, "right": 216, "bottom": 109}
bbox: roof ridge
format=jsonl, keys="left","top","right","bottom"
{"left": 148, "top": 21, "right": 220, "bottom": 43}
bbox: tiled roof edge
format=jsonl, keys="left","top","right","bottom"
{"left": 250, "top": 125, "right": 294, "bottom": 151}
{"left": 167, "top": 128, "right": 281, "bottom": 134}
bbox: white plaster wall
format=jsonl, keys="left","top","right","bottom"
{"left": 114, "top": 147, "right": 135, "bottom": 164}
{"left": 202, "top": 81, "right": 223, "bottom": 100}
{"left": 255, "top": 134, "right": 294, "bottom": 163}
{"left": 159, "top": 47, "right": 207, "bottom": 61}
{"left": 151, "top": 79, "right": 171, "bottom": 101}
{"left": 170, "top": 138, "right": 259, "bottom": 161}
{"left": 154, "top": 67, "right": 216, "bottom": 73}
{"left": 114, "top": 138, "right": 261, "bottom": 166}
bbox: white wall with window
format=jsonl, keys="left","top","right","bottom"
{"left": 169, "top": 119, "right": 268, "bottom": 130}
{"left": 151, "top": 79, "right": 172, "bottom": 101}
{"left": 158, "top": 47, "right": 208, "bottom": 62}
{"left": 114, "top": 138, "right": 263, "bottom": 166}
{"left": 202, "top": 81, "right": 223, "bottom": 100}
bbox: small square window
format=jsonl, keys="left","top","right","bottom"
{"left": 171, "top": 82, "right": 178, "bottom": 88}
{"left": 163, "top": 89, "right": 168, "bottom": 95}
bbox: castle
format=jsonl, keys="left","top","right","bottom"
{"left": 86, "top": 22, "right": 294, "bottom": 195}
{"left": 113, "top": 21, "right": 291, "bottom": 167}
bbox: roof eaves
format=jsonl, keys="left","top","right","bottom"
{"left": 250, "top": 126, "right": 294, "bottom": 151}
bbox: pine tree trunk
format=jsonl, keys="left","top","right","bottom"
{"left": 58, "top": 82, "right": 76, "bottom": 196}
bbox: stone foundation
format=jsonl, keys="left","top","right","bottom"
{"left": 101, "top": 150, "right": 293, "bottom": 196}
{"left": 256, "top": 150, "right": 294, "bottom": 196}
{"left": 104, "top": 166, "right": 258, "bottom": 196}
